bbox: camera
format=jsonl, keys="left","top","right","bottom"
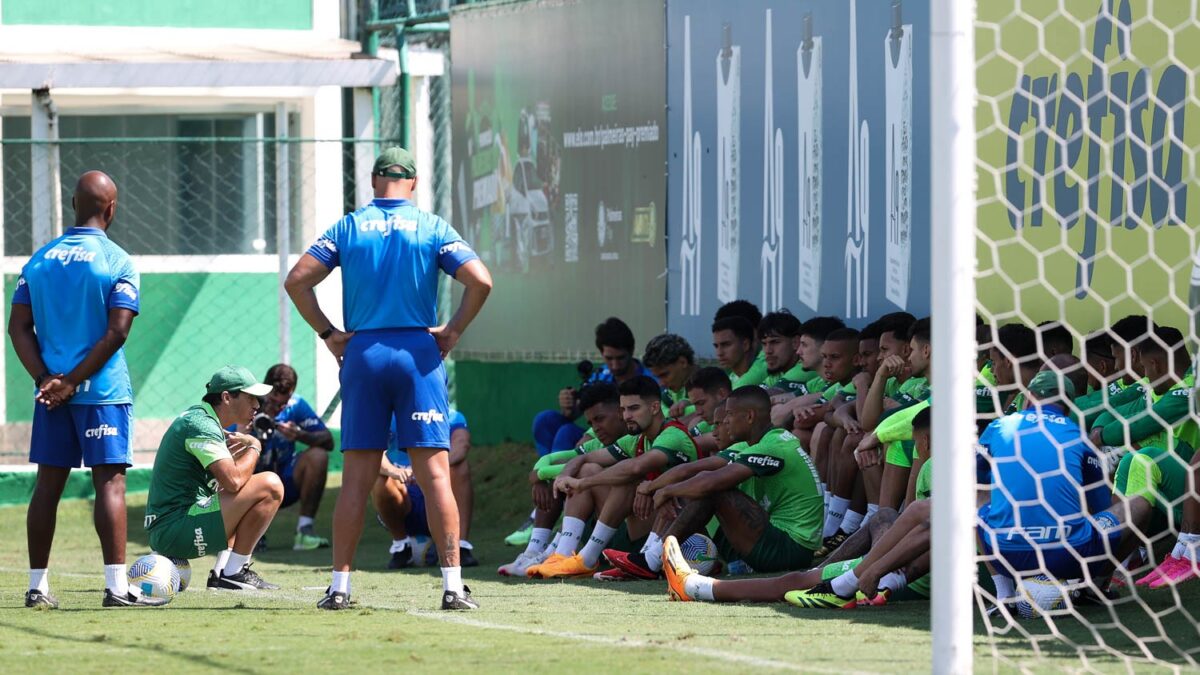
{"left": 251, "top": 412, "right": 276, "bottom": 443}
{"left": 569, "top": 359, "right": 595, "bottom": 403}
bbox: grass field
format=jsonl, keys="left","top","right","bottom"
{"left": 0, "top": 443, "right": 1196, "bottom": 673}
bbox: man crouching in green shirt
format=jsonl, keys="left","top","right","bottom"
{"left": 145, "top": 365, "right": 284, "bottom": 591}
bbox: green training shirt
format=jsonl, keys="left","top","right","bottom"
{"left": 732, "top": 428, "right": 823, "bottom": 550}
{"left": 762, "top": 361, "right": 809, "bottom": 388}
{"left": 145, "top": 403, "right": 230, "bottom": 530}
{"left": 730, "top": 350, "right": 769, "bottom": 388}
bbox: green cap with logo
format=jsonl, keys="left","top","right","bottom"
{"left": 1027, "top": 369, "right": 1076, "bottom": 401}
{"left": 206, "top": 365, "right": 274, "bottom": 397}
{"left": 373, "top": 147, "right": 417, "bottom": 179}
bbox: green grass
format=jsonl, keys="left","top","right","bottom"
{"left": 0, "top": 443, "right": 1196, "bottom": 673}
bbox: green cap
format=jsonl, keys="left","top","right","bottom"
{"left": 206, "top": 365, "right": 274, "bottom": 397}
{"left": 372, "top": 147, "right": 416, "bottom": 179}
{"left": 1028, "top": 369, "right": 1076, "bottom": 401}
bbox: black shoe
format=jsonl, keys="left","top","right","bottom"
{"left": 206, "top": 570, "right": 220, "bottom": 589}
{"left": 102, "top": 589, "right": 167, "bottom": 607}
{"left": 388, "top": 547, "right": 414, "bottom": 570}
{"left": 460, "top": 547, "right": 479, "bottom": 568}
{"left": 441, "top": 585, "right": 479, "bottom": 610}
{"left": 25, "top": 589, "right": 58, "bottom": 609}
{"left": 814, "top": 531, "right": 849, "bottom": 558}
{"left": 215, "top": 563, "right": 279, "bottom": 590}
{"left": 255, "top": 535, "right": 268, "bottom": 553}
{"left": 317, "top": 588, "right": 351, "bottom": 610}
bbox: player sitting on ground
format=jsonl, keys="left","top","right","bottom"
{"left": 374, "top": 411, "right": 476, "bottom": 568}
{"left": 680, "top": 367, "right": 734, "bottom": 458}
{"left": 976, "top": 370, "right": 1152, "bottom": 614}
{"left": 497, "top": 383, "right": 629, "bottom": 576}
{"left": 144, "top": 366, "right": 283, "bottom": 591}
{"left": 643, "top": 333, "right": 700, "bottom": 422}
{"left": 525, "top": 376, "right": 700, "bottom": 579}
{"left": 613, "top": 387, "right": 823, "bottom": 579}
{"left": 1132, "top": 448, "right": 1200, "bottom": 588}
{"left": 246, "top": 363, "right": 334, "bottom": 552}
{"left": 769, "top": 316, "right": 848, "bottom": 423}
{"left": 1075, "top": 330, "right": 1147, "bottom": 429}
{"left": 758, "top": 310, "right": 808, "bottom": 390}
{"left": 711, "top": 316, "right": 760, "bottom": 389}
{"left": 713, "top": 299, "right": 767, "bottom": 387}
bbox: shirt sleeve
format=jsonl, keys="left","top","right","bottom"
{"left": 1099, "top": 389, "right": 1190, "bottom": 446}
{"left": 650, "top": 426, "right": 698, "bottom": 467}
{"left": 107, "top": 252, "right": 140, "bottom": 314}
{"left": 290, "top": 398, "right": 327, "bottom": 432}
{"left": 306, "top": 216, "right": 351, "bottom": 269}
{"left": 877, "top": 400, "right": 929, "bottom": 444}
{"left": 449, "top": 411, "right": 468, "bottom": 432}
{"left": 11, "top": 274, "right": 30, "bottom": 305}
{"left": 436, "top": 220, "right": 479, "bottom": 277}
{"left": 734, "top": 447, "right": 786, "bottom": 477}
{"left": 185, "top": 431, "right": 232, "bottom": 469}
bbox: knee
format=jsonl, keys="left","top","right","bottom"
{"left": 260, "top": 471, "right": 285, "bottom": 502}
{"left": 532, "top": 409, "right": 561, "bottom": 434}
{"left": 578, "top": 463, "right": 603, "bottom": 478}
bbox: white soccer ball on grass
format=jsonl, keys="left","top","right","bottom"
{"left": 128, "top": 554, "right": 180, "bottom": 604}
{"left": 681, "top": 534, "right": 721, "bottom": 576}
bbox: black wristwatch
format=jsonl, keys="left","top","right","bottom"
{"left": 318, "top": 326, "right": 335, "bottom": 340}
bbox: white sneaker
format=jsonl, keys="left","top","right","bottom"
{"left": 497, "top": 551, "right": 541, "bottom": 577}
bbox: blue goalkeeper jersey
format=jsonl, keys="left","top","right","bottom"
{"left": 976, "top": 404, "right": 1109, "bottom": 550}
{"left": 306, "top": 198, "right": 478, "bottom": 331}
{"left": 11, "top": 226, "right": 139, "bottom": 404}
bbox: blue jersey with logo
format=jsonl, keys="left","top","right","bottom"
{"left": 266, "top": 396, "right": 327, "bottom": 464}
{"left": 976, "top": 404, "right": 1109, "bottom": 551}
{"left": 306, "top": 198, "right": 478, "bottom": 331}
{"left": 584, "top": 360, "right": 657, "bottom": 386}
{"left": 11, "top": 227, "right": 139, "bottom": 405}
{"left": 387, "top": 410, "right": 468, "bottom": 467}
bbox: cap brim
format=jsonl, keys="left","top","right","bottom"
{"left": 242, "top": 383, "right": 274, "bottom": 397}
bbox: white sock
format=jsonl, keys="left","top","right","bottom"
{"left": 297, "top": 516, "right": 315, "bottom": 532}
{"left": 824, "top": 496, "right": 850, "bottom": 538}
{"left": 441, "top": 566, "right": 464, "bottom": 594}
{"left": 390, "top": 536, "right": 413, "bottom": 554}
{"left": 460, "top": 540, "right": 473, "bottom": 551}
{"left": 841, "top": 510, "right": 865, "bottom": 535}
{"left": 879, "top": 570, "right": 908, "bottom": 593}
{"left": 830, "top": 569, "right": 859, "bottom": 598}
{"left": 864, "top": 503, "right": 879, "bottom": 525}
{"left": 104, "top": 564, "right": 128, "bottom": 596}
{"left": 822, "top": 485, "right": 830, "bottom": 509}
{"left": 684, "top": 573, "right": 716, "bottom": 601}
{"left": 525, "top": 528, "right": 552, "bottom": 556}
{"left": 580, "top": 522, "right": 618, "bottom": 568}
{"left": 528, "top": 508, "right": 537, "bottom": 520}
{"left": 1177, "top": 532, "right": 1200, "bottom": 561}
{"left": 331, "top": 570, "right": 351, "bottom": 595}
{"left": 213, "top": 549, "right": 232, "bottom": 574}
{"left": 641, "top": 533, "right": 664, "bottom": 572}
{"left": 544, "top": 531, "right": 562, "bottom": 554}
{"left": 29, "top": 568, "right": 49, "bottom": 594}
{"left": 556, "top": 517, "right": 586, "bottom": 556}
{"left": 993, "top": 574, "right": 1016, "bottom": 600}
{"left": 224, "top": 552, "right": 250, "bottom": 576}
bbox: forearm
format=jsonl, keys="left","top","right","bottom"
{"left": 580, "top": 459, "right": 652, "bottom": 489}
{"left": 287, "top": 283, "right": 336, "bottom": 334}
{"left": 646, "top": 458, "right": 721, "bottom": 492}
{"left": 446, "top": 261, "right": 493, "bottom": 334}
{"left": 665, "top": 470, "right": 739, "bottom": 500}
{"left": 859, "top": 375, "right": 890, "bottom": 430}
{"left": 299, "top": 429, "right": 334, "bottom": 451}
{"left": 65, "top": 328, "right": 128, "bottom": 386}
{"left": 7, "top": 323, "right": 48, "bottom": 380}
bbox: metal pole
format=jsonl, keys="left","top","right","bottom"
{"left": 30, "top": 88, "right": 62, "bottom": 249}
{"left": 930, "top": 0, "right": 977, "bottom": 673}
{"left": 276, "top": 103, "right": 292, "bottom": 365}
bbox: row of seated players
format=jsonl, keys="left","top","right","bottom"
{"left": 497, "top": 303, "right": 1200, "bottom": 611}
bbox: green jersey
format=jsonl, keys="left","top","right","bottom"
{"left": 730, "top": 350, "right": 769, "bottom": 388}
{"left": 821, "top": 379, "right": 858, "bottom": 403}
{"left": 877, "top": 400, "right": 930, "bottom": 444}
{"left": 896, "top": 376, "right": 930, "bottom": 403}
{"left": 717, "top": 441, "right": 750, "bottom": 462}
{"left": 662, "top": 385, "right": 696, "bottom": 418}
{"left": 914, "top": 460, "right": 933, "bottom": 501}
{"left": 975, "top": 364, "right": 997, "bottom": 414}
{"left": 607, "top": 423, "right": 698, "bottom": 469}
{"left": 762, "top": 361, "right": 809, "bottom": 388}
{"left": 732, "top": 429, "right": 824, "bottom": 549}
{"left": 145, "top": 403, "right": 230, "bottom": 530}
{"left": 1093, "top": 376, "right": 1197, "bottom": 455}
{"left": 690, "top": 419, "right": 714, "bottom": 436}
{"left": 1073, "top": 380, "right": 1146, "bottom": 428}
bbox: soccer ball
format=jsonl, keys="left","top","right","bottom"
{"left": 128, "top": 554, "right": 179, "bottom": 603}
{"left": 681, "top": 534, "right": 720, "bottom": 575}
{"left": 1017, "top": 574, "right": 1069, "bottom": 619}
{"left": 166, "top": 557, "right": 192, "bottom": 592}
{"left": 411, "top": 535, "right": 435, "bottom": 567}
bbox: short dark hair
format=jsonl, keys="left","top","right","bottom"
{"left": 758, "top": 310, "right": 803, "bottom": 339}
{"left": 858, "top": 320, "right": 883, "bottom": 342}
{"left": 618, "top": 374, "right": 662, "bottom": 400}
{"left": 995, "top": 323, "right": 1038, "bottom": 363}
{"left": 912, "top": 406, "right": 931, "bottom": 431}
{"left": 908, "top": 317, "right": 931, "bottom": 345}
{"left": 202, "top": 390, "right": 242, "bottom": 407}
{"left": 728, "top": 385, "right": 772, "bottom": 415}
{"left": 1083, "top": 330, "right": 1115, "bottom": 361}
{"left": 714, "top": 300, "right": 762, "bottom": 330}
{"left": 1036, "top": 321, "right": 1074, "bottom": 356}
{"left": 264, "top": 363, "right": 298, "bottom": 391}
{"left": 878, "top": 312, "right": 917, "bottom": 340}
{"left": 800, "top": 316, "right": 846, "bottom": 342}
{"left": 1138, "top": 325, "right": 1186, "bottom": 360}
{"left": 711, "top": 316, "right": 755, "bottom": 343}
{"left": 595, "top": 317, "right": 636, "bottom": 353}
{"left": 686, "top": 366, "right": 732, "bottom": 395}
{"left": 1110, "top": 314, "right": 1156, "bottom": 348}
{"left": 643, "top": 333, "right": 695, "bottom": 368}
{"left": 578, "top": 382, "right": 620, "bottom": 412}
{"left": 824, "top": 327, "right": 861, "bottom": 344}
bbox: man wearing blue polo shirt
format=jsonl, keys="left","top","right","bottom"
{"left": 286, "top": 147, "right": 492, "bottom": 610}
{"left": 8, "top": 171, "right": 149, "bottom": 608}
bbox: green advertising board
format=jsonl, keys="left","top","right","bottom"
{"left": 977, "top": 0, "right": 1196, "bottom": 334}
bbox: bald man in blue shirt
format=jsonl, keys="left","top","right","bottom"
{"left": 287, "top": 147, "right": 492, "bottom": 610}
{"left": 8, "top": 171, "right": 151, "bottom": 608}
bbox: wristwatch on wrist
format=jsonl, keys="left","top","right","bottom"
{"left": 318, "top": 326, "right": 335, "bottom": 340}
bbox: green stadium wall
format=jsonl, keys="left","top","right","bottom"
{"left": 455, "top": 361, "right": 578, "bottom": 446}
{"left": 1, "top": 0, "right": 312, "bottom": 29}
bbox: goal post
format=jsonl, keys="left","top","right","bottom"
{"left": 929, "top": 0, "right": 977, "bottom": 673}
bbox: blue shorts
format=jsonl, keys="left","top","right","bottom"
{"left": 979, "top": 511, "right": 1123, "bottom": 579}
{"left": 31, "top": 402, "right": 133, "bottom": 468}
{"left": 341, "top": 328, "right": 449, "bottom": 451}
{"left": 404, "top": 481, "right": 430, "bottom": 536}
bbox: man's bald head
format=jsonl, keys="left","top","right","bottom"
{"left": 73, "top": 171, "right": 118, "bottom": 227}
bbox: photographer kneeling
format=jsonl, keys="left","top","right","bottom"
{"left": 242, "top": 364, "right": 334, "bottom": 551}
